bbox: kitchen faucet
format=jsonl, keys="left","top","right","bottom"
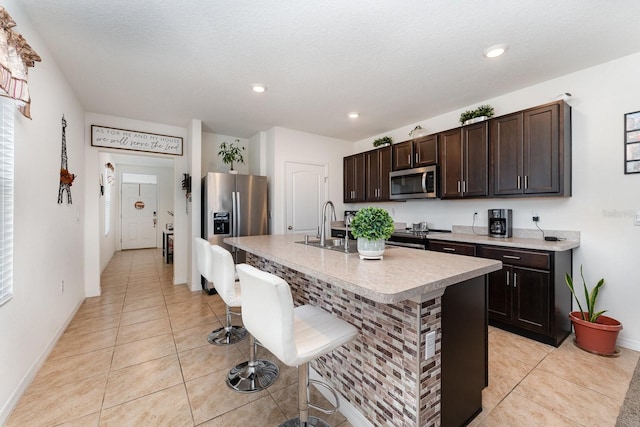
{"left": 319, "top": 200, "right": 336, "bottom": 247}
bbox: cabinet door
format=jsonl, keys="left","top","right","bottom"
{"left": 487, "top": 267, "right": 512, "bottom": 322}
{"left": 379, "top": 145, "right": 392, "bottom": 200}
{"left": 524, "top": 104, "right": 559, "bottom": 194}
{"left": 490, "top": 112, "right": 523, "bottom": 195}
{"left": 440, "top": 129, "right": 463, "bottom": 198}
{"left": 343, "top": 153, "right": 366, "bottom": 203}
{"left": 512, "top": 267, "right": 550, "bottom": 334}
{"left": 463, "top": 122, "right": 489, "bottom": 197}
{"left": 414, "top": 135, "right": 438, "bottom": 166}
{"left": 365, "top": 149, "right": 380, "bottom": 201}
{"left": 392, "top": 140, "right": 413, "bottom": 170}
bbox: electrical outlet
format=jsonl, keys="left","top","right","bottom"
{"left": 532, "top": 215, "right": 540, "bottom": 222}
{"left": 425, "top": 331, "right": 436, "bottom": 360}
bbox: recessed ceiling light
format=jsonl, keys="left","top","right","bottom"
{"left": 348, "top": 112, "right": 359, "bottom": 119}
{"left": 252, "top": 84, "right": 266, "bottom": 93}
{"left": 483, "top": 44, "right": 508, "bottom": 58}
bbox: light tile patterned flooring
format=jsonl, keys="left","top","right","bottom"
{"left": 6, "top": 248, "right": 639, "bottom": 426}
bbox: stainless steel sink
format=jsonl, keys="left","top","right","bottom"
{"left": 295, "top": 238, "right": 359, "bottom": 254}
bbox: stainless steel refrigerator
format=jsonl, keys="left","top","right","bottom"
{"left": 201, "top": 172, "right": 269, "bottom": 268}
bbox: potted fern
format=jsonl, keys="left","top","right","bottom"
{"left": 218, "top": 139, "right": 245, "bottom": 173}
{"left": 565, "top": 265, "right": 622, "bottom": 356}
{"left": 349, "top": 207, "right": 394, "bottom": 260}
{"left": 459, "top": 104, "right": 495, "bottom": 125}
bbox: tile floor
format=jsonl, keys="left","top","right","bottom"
{"left": 6, "top": 248, "right": 639, "bottom": 426}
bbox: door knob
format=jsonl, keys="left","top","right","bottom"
{"left": 287, "top": 225, "right": 293, "bottom": 230}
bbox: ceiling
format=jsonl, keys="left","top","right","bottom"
{"left": 18, "top": 1, "right": 640, "bottom": 142}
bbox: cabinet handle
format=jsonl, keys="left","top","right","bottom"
{"left": 457, "top": 181, "right": 461, "bottom": 192}
{"left": 514, "top": 272, "right": 518, "bottom": 288}
{"left": 462, "top": 181, "right": 466, "bottom": 193}
{"left": 517, "top": 176, "right": 521, "bottom": 189}
{"left": 503, "top": 255, "right": 521, "bottom": 260}
{"left": 415, "top": 153, "right": 419, "bottom": 164}
{"left": 442, "top": 247, "right": 456, "bottom": 252}
{"left": 524, "top": 175, "right": 529, "bottom": 189}
{"left": 408, "top": 154, "right": 411, "bottom": 165}
{"left": 506, "top": 271, "right": 510, "bottom": 286}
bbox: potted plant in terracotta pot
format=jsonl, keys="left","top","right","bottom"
{"left": 565, "top": 265, "right": 622, "bottom": 356}
{"left": 218, "top": 139, "right": 245, "bottom": 173}
{"left": 349, "top": 207, "right": 394, "bottom": 260}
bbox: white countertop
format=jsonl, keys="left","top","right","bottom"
{"left": 224, "top": 234, "right": 502, "bottom": 304}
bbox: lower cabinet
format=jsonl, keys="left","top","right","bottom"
{"left": 431, "top": 240, "right": 572, "bottom": 346}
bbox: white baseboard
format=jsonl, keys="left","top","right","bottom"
{"left": 309, "top": 367, "right": 373, "bottom": 427}
{"left": 0, "top": 299, "right": 83, "bottom": 425}
{"left": 617, "top": 336, "right": 640, "bottom": 352}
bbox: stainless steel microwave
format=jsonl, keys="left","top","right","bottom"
{"left": 389, "top": 165, "right": 438, "bottom": 200}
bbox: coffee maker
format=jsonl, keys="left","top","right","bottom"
{"left": 488, "top": 209, "right": 513, "bottom": 238}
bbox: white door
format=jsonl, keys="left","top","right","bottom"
{"left": 285, "top": 162, "right": 327, "bottom": 235}
{"left": 121, "top": 183, "right": 158, "bottom": 249}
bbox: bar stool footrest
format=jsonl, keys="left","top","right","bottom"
{"left": 307, "top": 379, "right": 340, "bottom": 415}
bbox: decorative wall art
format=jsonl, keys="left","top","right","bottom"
{"left": 57, "top": 115, "right": 75, "bottom": 204}
{"left": 91, "top": 125, "right": 183, "bottom": 156}
{"left": 625, "top": 111, "right": 640, "bottom": 174}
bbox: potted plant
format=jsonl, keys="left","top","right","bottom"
{"left": 565, "top": 265, "right": 622, "bottom": 356}
{"left": 409, "top": 125, "right": 425, "bottom": 138}
{"left": 349, "top": 207, "right": 394, "bottom": 260}
{"left": 218, "top": 139, "right": 245, "bottom": 173}
{"left": 459, "top": 104, "right": 495, "bottom": 125}
{"left": 373, "top": 136, "right": 393, "bottom": 147}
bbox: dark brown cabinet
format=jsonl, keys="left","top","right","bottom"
{"left": 343, "top": 153, "right": 365, "bottom": 203}
{"left": 477, "top": 245, "right": 571, "bottom": 346}
{"left": 429, "top": 240, "right": 476, "bottom": 256}
{"left": 439, "top": 122, "right": 488, "bottom": 199}
{"left": 365, "top": 145, "right": 391, "bottom": 201}
{"left": 392, "top": 134, "right": 438, "bottom": 170}
{"left": 490, "top": 101, "right": 571, "bottom": 197}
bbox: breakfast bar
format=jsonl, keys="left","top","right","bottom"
{"left": 225, "top": 234, "right": 502, "bottom": 426}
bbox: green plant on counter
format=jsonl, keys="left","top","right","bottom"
{"left": 459, "top": 104, "right": 495, "bottom": 124}
{"left": 218, "top": 139, "right": 245, "bottom": 170}
{"left": 350, "top": 207, "right": 394, "bottom": 241}
{"left": 565, "top": 265, "right": 606, "bottom": 322}
{"left": 373, "top": 136, "right": 393, "bottom": 147}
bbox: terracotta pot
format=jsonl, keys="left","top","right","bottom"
{"left": 569, "top": 311, "right": 622, "bottom": 356}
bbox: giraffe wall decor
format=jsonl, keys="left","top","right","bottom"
{"left": 57, "top": 115, "right": 75, "bottom": 204}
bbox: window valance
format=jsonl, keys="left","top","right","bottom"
{"left": 0, "top": 7, "right": 40, "bottom": 118}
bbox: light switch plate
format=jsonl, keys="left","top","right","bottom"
{"left": 425, "top": 331, "right": 436, "bottom": 360}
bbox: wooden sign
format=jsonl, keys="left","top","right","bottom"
{"left": 91, "top": 125, "right": 183, "bottom": 156}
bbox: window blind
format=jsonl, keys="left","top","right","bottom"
{"left": 0, "top": 97, "right": 14, "bottom": 306}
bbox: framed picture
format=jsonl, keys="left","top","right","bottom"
{"left": 624, "top": 111, "right": 640, "bottom": 174}
{"left": 91, "top": 125, "right": 183, "bottom": 156}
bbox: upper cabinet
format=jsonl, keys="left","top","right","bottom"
{"left": 392, "top": 134, "right": 438, "bottom": 170}
{"left": 490, "top": 101, "right": 571, "bottom": 197}
{"left": 440, "top": 122, "right": 489, "bottom": 199}
{"left": 365, "top": 145, "right": 392, "bottom": 201}
{"left": 343, "top": 152, "right": 366, "bottom": 203}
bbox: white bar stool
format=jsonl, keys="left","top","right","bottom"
{"left": 194, "top": 238, "right": 247, "bottom": 345}
{"left": 236, "top": 264, "right": 358, "bottom": 427}
{"left": 211, "top": 245, "right": 279, "bottom": 393}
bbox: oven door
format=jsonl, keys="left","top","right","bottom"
{"left": 389, "top": 166, "right": 437, "bottom": 200}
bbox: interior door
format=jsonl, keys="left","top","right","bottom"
{"left": 285, "top": 162, "right": 327, "bottom": 235}
{"left": 121, "top": 183, "right": 158, "bottom": 249}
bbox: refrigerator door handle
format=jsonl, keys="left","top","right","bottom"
{"left": 236, "top": 192, "right": 241, "bottom": 237}
{"left": 231, "top": 191, "right": 237, "bottom": 237}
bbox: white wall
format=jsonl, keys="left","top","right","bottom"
{"left": 352, "top": 52, "right": 640, "bottom": 350}
{"left": 265, "top": 127, "right": 353, "bottom": 235}
{"left": 0, "top": 1, "right": 87, "bottom": 423}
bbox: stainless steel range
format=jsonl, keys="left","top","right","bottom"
{"left": 386, "top": 226, "right": 450, "bottom": 249}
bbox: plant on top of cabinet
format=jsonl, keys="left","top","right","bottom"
{"left": 409, "top": 125, "right": 426, "bottom": 138}
{"left": 460, "top": 104, "right": 495, "bottom": 125}
{"left": 218, "top": 139, "right": 245, "bottom": 172}
{"left": 565, "top": 265, "right": 622, "bottom": 356}
{"left": 373, "top": 136, "right": 393, "bottom": 147}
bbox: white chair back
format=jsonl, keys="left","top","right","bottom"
{"left": 194, "top": 237, "right": 215, "bottom": 283}
{"left": 210, "top": 245, "right": 241, "bottom": 306}
{"left": 236, "top": 264, "right": 297, "bottom": 365}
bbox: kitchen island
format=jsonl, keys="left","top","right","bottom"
{"left": 225, "top": 234, "right": 502, "bottom": 427}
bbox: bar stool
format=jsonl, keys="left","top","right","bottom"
{"left": 236, "top": 264, "right": 358, "bottom": 427}
{"left": 193, "top": 238, "right": 247, "bottom": 345}
{"left": 211, "top": 245, "right": 279, "bottom": 393}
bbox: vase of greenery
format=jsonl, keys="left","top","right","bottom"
{"left": 349, "top": 207, "right": 394, "bottom": 260}
{"left": 373, "top": 136, "right": 393, "bottom": 147}
{"left": 459, "top": 104, "right": 495, "bottom": 125}
{"left": 565, "top": 265, "right": 622, "bottom": 356}
{"left": 218, "top": 139, "right": 245, "bottom": 173}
